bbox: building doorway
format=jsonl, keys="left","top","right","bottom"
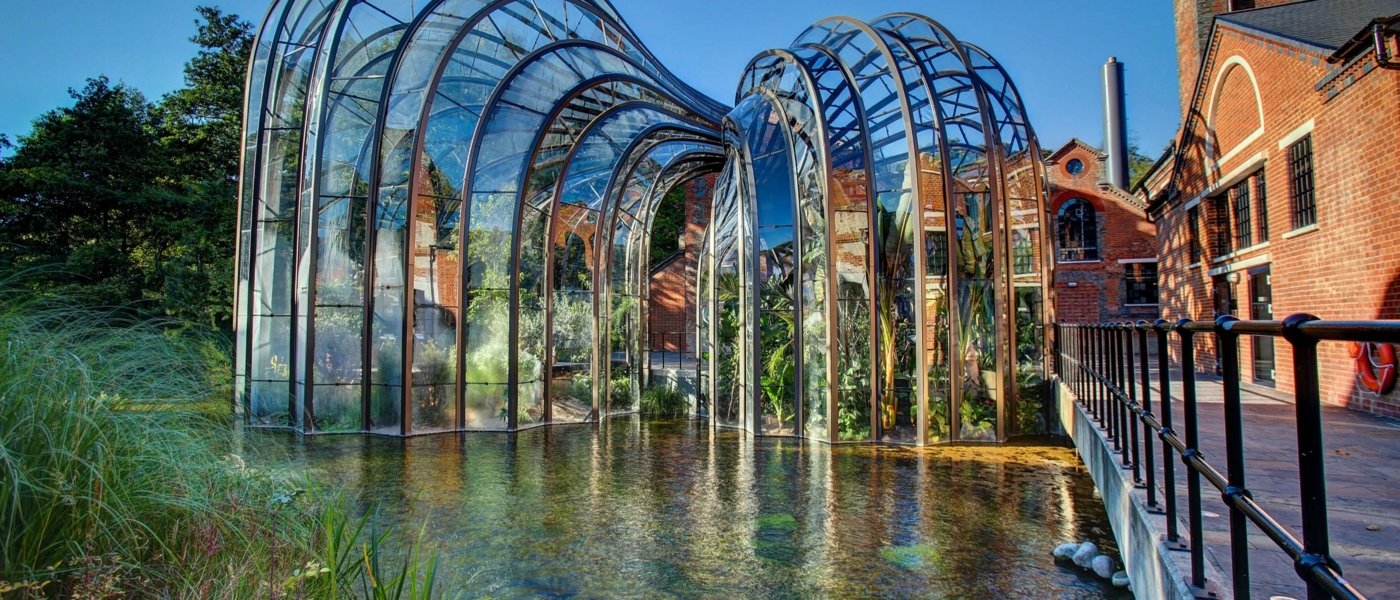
{"left": 1249, "top": 268, "right": 1275, "bottom": 383}
{"left": 1212, "top": 275, "right": 1235, "bottom": 317}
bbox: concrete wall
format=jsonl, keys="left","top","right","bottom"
{"left": 1057, "top": 381, "right": 1228, "bottom": 599}
{"left": 649, "top": 367, "right": 697, "bottom": 413}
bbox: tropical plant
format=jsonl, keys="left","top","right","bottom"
{"left": 609, "top": 374, "right": 634, "bottom": 411}
{"left": 713, "top": 271, "right": 743, "bottom": 424}
{"left": 374, "top": 337, "right": 403, "bottom": 426}
{"left": 758, "top": 277, "right": 796, "bottom": 427}
{"left": 928, "top": 362, "right": 952, "bottom": 440}
{"left": 551, "top": 293, "right": 593, "bottom": 363}
{"left": 1014, "top": 290, "right": 1048, "bottom": 435}
{"left": 870, "top": 194, "right": 923, "bottom": 435}
{"left": 413, "top": 340, "right": 456, "bottom": 427}
{"left": 640, "top": 384, "right": 689, "bottom": 418}
{"left": 567, "top": 371, "right": 592, "bottom": 403}
{"left": 1016, "top": 364, "right": 1047, "bottom": 434}
{"left": 835, "top": 289, "right": 872, "bottom": 440}
{"left": 952, "top": 198, "right": 1000, "bottom": 434}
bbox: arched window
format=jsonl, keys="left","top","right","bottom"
{"left": 1057, "top": 198, "right": 1099, "bottom": 262}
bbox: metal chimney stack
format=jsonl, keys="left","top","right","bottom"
{"left": 1102, "top": 57, "right": 1129, "bottom": 189}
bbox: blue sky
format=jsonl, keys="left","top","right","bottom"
{"left": 0, "top": 0, "right": 1180, "bottom": 157}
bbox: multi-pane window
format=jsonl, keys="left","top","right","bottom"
{"left": 1013, "top": 230, "right": 1035, "bottom": 274}
{"left": 1213, "top": 195, "right": 1232, "bottom": 257}
{"left": 1124, "top": 262, "right": 1159, "bottom": 305}
{"left": 1207, "top": 172, "right": 1268, "bottom": 259}
{"left": 1289, "top": 135, "right": 1315, "bottom": 228}
{"left": 1257, "top": 174, "right": 1269, "bottom": 242}
{"left": 1057, "top": 198, "right": 1099, "bottom": 262}
{"left": 1188, "top": 206, "right": 1202, "bottom": 264}
{"left": 926, "top": 231, "right": 949, "bottom": 277}
{"left": 1231, "top": 177, "right": 1252, "bottom": 249}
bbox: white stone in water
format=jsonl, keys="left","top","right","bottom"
{"left": 1071, "top": 542, "right": 1098, "bottom": 568}
{"left": 1092, "top": 555, "right": 1115, "bottom": 579}
{"left": 1112, "top": 571, "right": 1130, "bottom": 587}
{"left": 1053, "top": 543, "right": 1079, "bottom": 559}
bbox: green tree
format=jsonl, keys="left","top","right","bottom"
{"left": 153, "top": 6, "right": 253, "bottom": 329}
{"left": 1127, "top": 138, "right": 1162, "bottom": 190}
{"left": 649, "top": 186, "right": 686, "bottom": 267}
{"left": 0, "top": 77, "right": 169, "bottom": 304}
{"left": 0, "top": 7, "right": 251, "bottom": 330}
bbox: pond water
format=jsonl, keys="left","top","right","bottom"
{"left": 249, "top": 418, "right": 1130, "bottom": 598}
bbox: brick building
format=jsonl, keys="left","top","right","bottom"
{"left": 1047, "top": 139, "right": 1160, "bottom": 323}
{"left": 1149, "top": 0, "right": 1400, "bottom": 417}
{"left": 647, "top": 175, "right": 713, "bottom": 353}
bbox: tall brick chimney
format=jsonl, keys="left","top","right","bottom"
{"left": 1174, "top": 0, "right": 1216, "bottom": 118}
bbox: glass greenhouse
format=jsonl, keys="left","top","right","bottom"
{"left": 234, "top": 0, "right": 1054, "bottom": 443}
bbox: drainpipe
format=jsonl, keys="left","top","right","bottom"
{"left": 1377, "top": 23, "right": 1400, "bottom": 69}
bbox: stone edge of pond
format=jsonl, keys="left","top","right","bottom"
{"left": 1056, "top": 380, "right": 1231, "bottom": 600}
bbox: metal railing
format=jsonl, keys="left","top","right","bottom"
{"left": 648, "top": 330, "right": 696, "bottom": 370}
{"left": 1056, "top": 315, "right": 1382, "bottom": 600}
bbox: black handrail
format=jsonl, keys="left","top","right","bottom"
{"left": 1056, "top": 315, "right": 1375, "bottom": 600}
{"left": 648, "top": 329, "right": 696, "bottom": 370}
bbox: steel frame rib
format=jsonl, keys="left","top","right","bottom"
{"left": 235, "top": 0, "right": 1054, "bottom": 445}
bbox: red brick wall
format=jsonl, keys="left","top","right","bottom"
{"left": 1173, "top": 0, "right": 1296, "bottom": 118}
{"left": 1156, "top": 22, "right": 1400, "bottom": 417}
{"left": 647, "top": 175, "right": 715, "bottom": 352}
{"left": 1048, "top": 143, "right": 1159, "bottom": 323}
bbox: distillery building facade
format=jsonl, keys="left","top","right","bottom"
{"left": 1151, "top": 0, "right": 1400, "bottom": 417}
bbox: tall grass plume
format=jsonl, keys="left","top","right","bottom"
{"left": 0, "top": 279, "right": 449, "bottom": 598}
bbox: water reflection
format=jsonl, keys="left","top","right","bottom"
{"left": 251, "top": 419, "right": 1128, "bottom": 598}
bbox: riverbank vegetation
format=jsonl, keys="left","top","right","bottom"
{"left": 0, "top": 282, "right": 449, "bottom": 598}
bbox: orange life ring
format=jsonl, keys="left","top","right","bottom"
{"left": 1348, "top": 342, "right": 1397, "bottom": 395}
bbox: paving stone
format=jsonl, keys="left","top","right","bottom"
{"left": 1100, "top": 365, "right": 1400, "bottom": 599}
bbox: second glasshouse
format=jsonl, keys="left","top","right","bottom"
{"left": 234, "top": 0, "right": 1055, "bottom": 444}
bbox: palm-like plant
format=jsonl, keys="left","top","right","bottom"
{"left": 953, "top": 200, "right": 999, "bottom": 432}
{"left": 874, "top": 199, "right": 918, "bottom": 432}
{"left": 758, "top": 276, "right": 795, "bottom": 425}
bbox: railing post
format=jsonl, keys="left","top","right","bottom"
{"left": 1101, "top": 324, "right": 1110, "bottom": 424}
{"left": 1092, "top": 324, "right": 1102, "bottom": 421}
{"left": 1155, "top": 319, "right": 1179, "bottom": 542}
{"left": 1083, "top": 326, "right": 1091, "bottom": 412}
{"left": 1120, "top": 323, "right": 1132, "bottom": 466}
{"left": 1082, "top": 325, "right": 1090, "bottom": 414}
{"left": 1078, "top": 325, "right": 1087, "bottom": 402}
{"left": 1096, "top": 324, "right": 1105, "bottom": 422}
{"left": 1109, "top": 323, "right": 1120, "bottom": 448}
{"left": 1177, "top": 318, "right": 1206, "bottom": 589}
{"left": 1125, "top": 322, "right": 1140, "bottom": 482}
{"left": 1067, "top": 325, "right": 1075, "bottom": 395}
{"left": 1216, "top": 315, "right": 1250, "bottom": 599}
{"left": 1281, "top": 313, "right": 1337, "bottom": 600}
{"left": 1078, "top": 325, "right": 1086, "bottom": 410}
{"left": 1113, "top": 323, "right": 1123, "bottom": 447}
{"left": 1111, "top": 323, "right": 1121, "bottom": 442}
{"left": 1138, "top": 321, "right": 1156, "bottom": 507}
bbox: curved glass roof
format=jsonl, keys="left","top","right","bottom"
{"left": 234, "top": 0, "right": 1052, "bottom": 444}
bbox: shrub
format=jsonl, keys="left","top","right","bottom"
{"left": 0, "top": 281, "right": 448, "bottom": 598}
{"left": 609, "top": 375, "right": 633, "bottom": 410}
{"left": 640, "top": 385, "right": 688, "bottom": 418}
